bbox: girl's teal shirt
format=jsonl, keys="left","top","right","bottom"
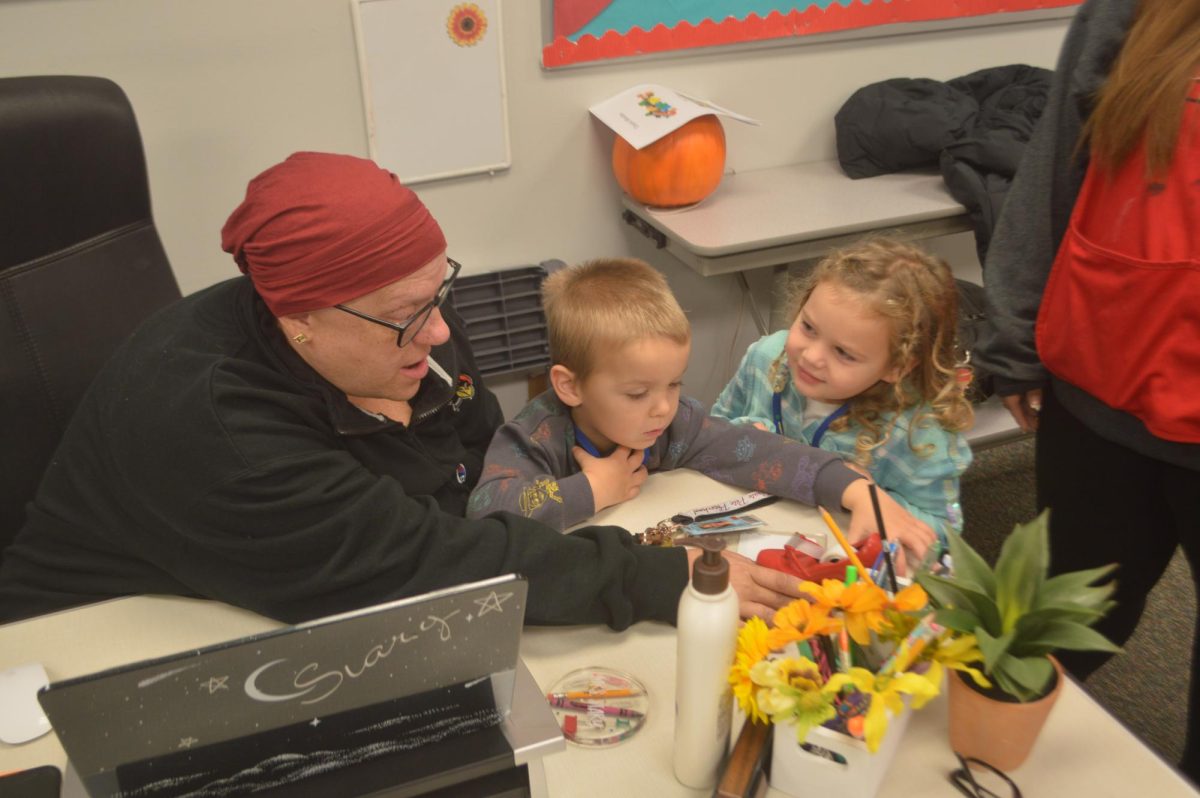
{"left": 712, "top": 330, "right": 972, "bottom": 544}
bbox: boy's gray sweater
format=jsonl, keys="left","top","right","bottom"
{"left": 467, "top": 391, "right": 861, "bottom": 531}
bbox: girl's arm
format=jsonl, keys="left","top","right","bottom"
{"left": 866, "top": 419, "right": 973, "bottom": 547}
{"left": 711, "top": 334, "right": 782, "bottom": 428}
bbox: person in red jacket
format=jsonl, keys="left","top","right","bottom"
{"left": 976, "top": 0, "right": 1200, "bottom": 779}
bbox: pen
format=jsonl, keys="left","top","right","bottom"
{"left": 547, "top": 689, "right": 640, "bottom": 700}
{"left": 817, "top": 506, "right": 874, "bottom": 585}
{"left": 867, "top": 483, "right": 899, "bottom": 594}
{"left": 547, "top": 696, "right": 646, "bottom": 718}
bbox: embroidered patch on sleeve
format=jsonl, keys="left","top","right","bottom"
{"left": 518, "top": 478, "right": 563, "bottom": 517}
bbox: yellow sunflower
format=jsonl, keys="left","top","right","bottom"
{"left": 447, "top": 3, "right": 487, "bottom": 47}
{"left": 799, "top": 578, "right": 888, "bottom": 644}
{"left": 766, "top": 598, "right": 839, "bottom": 651}
{"left": 729, "top": 616, "right": 773, "bottom": 723}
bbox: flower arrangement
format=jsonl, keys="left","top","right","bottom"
{"left": 729, "top": 576, "right": 991, "bottom": 752}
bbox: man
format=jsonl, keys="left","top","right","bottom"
{"left": 0, "top": 152, "right": 815, "bottom": 626}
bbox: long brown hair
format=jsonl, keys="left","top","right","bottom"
{"left": 1083, "top": 0, "right": 1200, "bottom": 175}
{"left": 770, "top": 238, "right": 973, "bottom": 466}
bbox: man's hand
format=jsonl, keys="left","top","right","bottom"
{"left": 574, "top": 445, "right": 648, "bottom": 512}
{"left": 686, "top": 547, "right": 806, "bottom": 621}
{"left": 839, "top": 479, "right": 936, "bottom": 569}
{"left": 1002, "top": 389, "right": 1042, "bottom": 433}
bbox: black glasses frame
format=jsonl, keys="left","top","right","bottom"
{"left": 335, "top": 258, "right": 461, "bottom": 348}
{"left": 949, "top": 753, "right": 1022, "bottom": 798}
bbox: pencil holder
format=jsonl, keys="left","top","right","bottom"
{"left": 769, "top": 705, "right": 910, "bottom": 798}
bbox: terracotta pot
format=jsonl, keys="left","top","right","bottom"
{"left": 947, "top": 656, "right": 1064, "bottom": 771}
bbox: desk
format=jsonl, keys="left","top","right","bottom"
{"left": 1, "top": 472, "right": 1192, "bottom": 797}
{"left": 621, "top": 160, "right": 971, "bottom": 282}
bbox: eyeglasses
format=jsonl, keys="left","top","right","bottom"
{"left": 335, "top": 258, "right": 461, "bottom": 348}
{"left": 949, "top": 754, "right": 1022, "bottom": 798}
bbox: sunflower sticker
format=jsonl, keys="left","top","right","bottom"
{"left": 448, "top": 3, "right": 487, "bottom": 47}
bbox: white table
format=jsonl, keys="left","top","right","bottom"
{"left": 1, "top": 472, "right": 1192, "bottom": 797}
{"left": 621, "top": 160, "right": 971, "bottom": 280}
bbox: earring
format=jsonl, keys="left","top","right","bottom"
{"left": 292, "top": 333, "right": 309, "bottom": 344}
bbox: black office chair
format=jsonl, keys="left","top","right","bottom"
{"left": 0, "top": 75, "right": 182, "bottom": 561}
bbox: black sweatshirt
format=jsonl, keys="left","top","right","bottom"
{"left": 0, "top": 278, "right": 686, "bottom": 626}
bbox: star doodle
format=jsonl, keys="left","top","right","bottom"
{"left": 310, "top": 717, "right": 322, "bottom": 728}
{"left": 201, "top": 675, "right": 229, "bottom": 694}
{"left": 473, "top": 590, "right": 513, "bottom": 617}
{"left": 178, "top": 737, "right": 199, "bottom": 749}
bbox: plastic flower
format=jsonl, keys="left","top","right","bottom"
{"left": 730, "top": 616, "right": 773, "bottom": 722}
{"left": 825, "top": 668, "right": 939, "bottom": 752}
{"left": 799, "top": 578, "right": 888, "bottom": 644}
{"left": 749, "top": 657, "right": 842, "bottom": 742}
{"left": 888, "top": 582, "right": 929, "bottom": 612}
{"left": 766, "top": 598, "right": 839, "bottom": 651}
{"left": 920, "top": 631, "right": 991, "bottom": 691}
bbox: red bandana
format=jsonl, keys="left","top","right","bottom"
{"left": 220, "top": 152, "right": 447, "bottom": 316}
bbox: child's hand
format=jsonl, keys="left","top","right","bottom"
{"left": 839, "top": 479, "right": 936, "bottom": 567}
{"left": 574, "top": 445, "right": 648, "bottom": 512}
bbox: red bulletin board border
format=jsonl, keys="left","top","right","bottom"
{"left": 542, "top": 0, "right": 1081, "bottom": 68}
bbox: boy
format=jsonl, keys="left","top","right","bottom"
{"left": 467, "top": 259, "right": 930, "bottom": 546}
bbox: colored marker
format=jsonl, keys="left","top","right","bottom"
{"left": 548, "top": 689, "right": 640, "bottom": 700}
{"left": 547, "top": 696, "right": 646, "bottom": 718}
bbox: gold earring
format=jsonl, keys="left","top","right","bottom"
{"left": 292, "top": 333, "right": 309, "bottom": 344}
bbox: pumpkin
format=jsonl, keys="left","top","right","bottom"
{"left": 611, "top": 114, "right": 726, "bottom": 208}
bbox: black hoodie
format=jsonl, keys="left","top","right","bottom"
{"left": 0, "top": 277, "right": 686, "bottom": 626}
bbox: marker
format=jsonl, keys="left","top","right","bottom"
{"left": 547, "top": 696, "right": 646, "bottom": 718}
{"left": 844, "top": 565, "right": 858, "bottom": 586}
{"left": 548, "top": 689, "right": 640, "bottom": 700}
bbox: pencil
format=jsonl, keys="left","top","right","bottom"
{"left": 867, "top": 483, "right": 900, "bottom": 593}
{"left": 817, "top": 506, "right": 874, "bottom": 585}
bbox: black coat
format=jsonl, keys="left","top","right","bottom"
{"left": 0, "top": 278, "right": 686, "bottom": 627}
{"left": 835, "top": 64, "right": 1052, "bottom": 263}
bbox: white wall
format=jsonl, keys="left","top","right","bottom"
{"left": 0, "top": 1, "right": 1070, "bottom": 416}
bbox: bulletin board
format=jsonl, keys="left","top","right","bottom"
{"left": 353, "top": 0, "right": 511, "bottom": 184}
{"left": 542, "top": 0, "right": 1084, "bottom": 69}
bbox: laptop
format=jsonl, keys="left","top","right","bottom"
{"left": 39, "top": 575, "right": 562, "bottom": 798}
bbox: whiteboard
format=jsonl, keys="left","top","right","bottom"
{"left": 353, "top": 0, "right": 511, "bottom": 184}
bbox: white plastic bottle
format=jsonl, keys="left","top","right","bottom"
{"left": 673, "top": 537, "right": 740, "bottom": 789}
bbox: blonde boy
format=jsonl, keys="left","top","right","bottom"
{"left": 467, "top": 258, "right": 924, "bottom": 541}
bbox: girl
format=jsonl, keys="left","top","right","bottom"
{"left": 712, "top": 238, "right": 974, "bottom": 553}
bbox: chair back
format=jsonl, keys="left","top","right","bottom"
{"left": 0, "top": 75, "right": 181, "bottom": 556}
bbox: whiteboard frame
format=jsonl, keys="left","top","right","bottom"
{"left": 352, "top": 0, "right": 512, "bottom": 185}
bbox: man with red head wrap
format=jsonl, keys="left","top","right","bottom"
{"left": 0, "top": 152, "right": 805, "bottom": 627}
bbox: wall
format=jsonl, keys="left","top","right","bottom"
{"left": 0, "top": 1, "right": 1070, "bottom": 416}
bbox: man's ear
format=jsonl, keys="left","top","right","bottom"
{"left": 549, "top": 364, "right": 584, "bottom": 407}
{"left": 276, "top": 312, "right": 315, "bottom": 345}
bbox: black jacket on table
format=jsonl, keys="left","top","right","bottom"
{"left": 0, "top": 277, "right": 687, "bottom": 626}
{"left": 835, "top": 63, "right": 1052, "bottom": 264}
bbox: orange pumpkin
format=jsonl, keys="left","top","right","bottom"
{"left": 611, "top": 114, "right": 726, "bottom": 208}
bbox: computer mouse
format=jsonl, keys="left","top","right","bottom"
{"left": 0, "top": 662, "right": 52, "bottom": 744}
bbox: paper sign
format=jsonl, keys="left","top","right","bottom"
{"left": 588, "top": 83, "right": 759, "bottom": 150}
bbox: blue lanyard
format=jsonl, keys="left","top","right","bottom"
{"left": 574, "top": 427, "right": 650, "bottom": 464}
{"left": 772, "top": 390, "right": 849, "bottom": 447}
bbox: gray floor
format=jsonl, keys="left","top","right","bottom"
{"left": 959, "top": 437, "right": 1194, "bottom": 768}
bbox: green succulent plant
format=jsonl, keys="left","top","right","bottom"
{"left": 915, "top": 509, "right": 1120, "bottom": 702}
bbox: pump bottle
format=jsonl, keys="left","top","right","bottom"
{"left": 672, "top": 537, "right": 740, "bottom": 789}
